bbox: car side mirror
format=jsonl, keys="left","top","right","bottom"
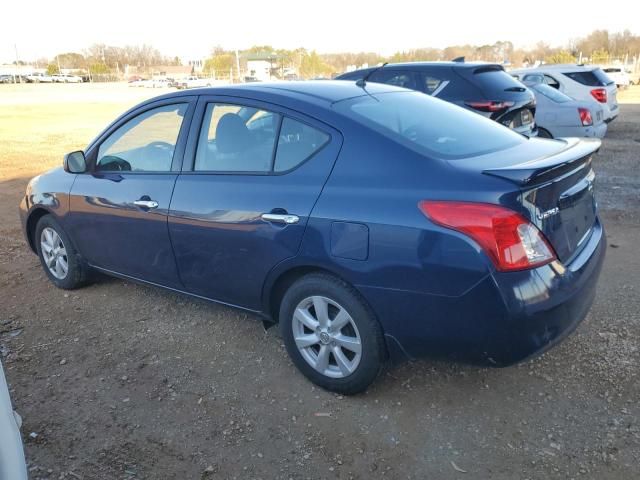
{"left": 63, "top": 151, "right": 86, "bottom": 173}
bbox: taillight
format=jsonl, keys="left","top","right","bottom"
{"left": 418, "top": 201, "right": 556, "bottom": 272}
{"left": 590, "top": 88, "right": 607, "bottom": 103}
{"left": 465, "top": 100, "right": 515, "bottom": 112}
{"left": 578, "top": 108, "right": 593, "bottom": 126}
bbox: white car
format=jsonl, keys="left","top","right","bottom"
{"left": 602, "top": 67, "right": 631, "bottom": 88}
{"left": 176, "top": 76, "right": 214, "bottom": 89}
{"left": 146, "top": 78, "right": 171, "bottom": 88}
{"left": 511, "top": 65, "right": 618, "bottom": 123}
{"left": 52, "top": 73, "right": 83, "bottom": 83}
{"left": 0, "top": 360, "right": 27, "bottom": 480}
{"left": 26, "top": 72, "right": 54, "bottom": 83}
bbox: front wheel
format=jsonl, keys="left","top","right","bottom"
{"left": 35, "top": 215, "right": 89, "bottom": 289}
{"left": 279, "top": 273, "right": 386, "bottom": 394}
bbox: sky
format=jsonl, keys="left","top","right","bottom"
{"left": 1, "top": 0, "right": 638, "bottom": 63}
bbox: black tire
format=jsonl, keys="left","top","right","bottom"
{"left": 537, "top": 127, "right": 553, "bottom": 139}
{"left": 35, "top": 214, "right": 89, "bottom": 290}
{"left": 279, "top": 273, "right": 386, "bottom": 394}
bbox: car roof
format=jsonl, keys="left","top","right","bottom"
{"left": 146, "top": 80, "right": 405, "bottom": 106}
{"left": 344, "top": 61, "right": 502, "bottom": 72}
{"left": 513, "top": 64, "right": 597, "bottom": 72}
{"left": 386, "top": 61, "right": 500, "bottom": 69}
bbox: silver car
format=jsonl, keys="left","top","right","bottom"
{"left": 0, "top": 360, "right": 27, "bottom": 480}
{"left": 510, "top": 65, "right": 618, "bottom": 123}
{"left": 524, "top": 82, "right": 607, "bottom": 139}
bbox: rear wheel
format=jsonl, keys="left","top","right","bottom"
{"left": 35, "top": 215, "right": 89, "bottom": 289}
{"left": 279, "top": 273, "right": 386, "bottom": 394}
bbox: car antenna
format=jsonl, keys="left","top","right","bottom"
{"left": 356, "top": 62, "right": 388, "bottom": 87}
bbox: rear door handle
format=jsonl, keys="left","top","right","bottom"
{"left": 133, "top": 200, "right": 159, "bottom": 209}
{"left": 261, "top": 213, "right": 299, "bottom": 224}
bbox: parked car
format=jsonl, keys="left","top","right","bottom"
{"left": 175, "top": 76, "right": 213, "bottom": 89}
{"left": 0, "top": 75, "right": 14, "bottom": 84}
{"left": 521, "top": 81, "right": 607, "bottom": 139}
{"left": 510, "top": 65, "right": 618, "bottom": 123}
{"left": 26, "top": 72, "right": 54, "bottom": 83}
{"left": 336, "top": 62, "right": 537, "bottom": 136}
{"left": 19, "top": 81, "right": 605, "bottom": 394}
{"left": 146, "top": 78, "right": 171, "bottom": 88}
{"left": 0, "top": 360, "right": 28, "bottom": 480}
{"left": 601, "top": 67, "right": 630, "bottom": 88}
{"left": 128, "top": 78, "right": 148, "bottom": 87}
{"left": 52, "top": 73, "right": 83, "bottom": 83}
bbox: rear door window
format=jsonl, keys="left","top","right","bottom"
{"left": 368, "top": 70, "right": 419, "bottom": 90}
{"left": 418, "top": 70, "right": 453, "bottom": 96}
{"left": 274, "top": 118, "right": 329, "bottom": 172}
{"left": 195, "top": 103, "right": 279, "bottom": 172}
{"left": 194, "top": 103, "right": 329, "bottom": 173}
{"left": 522, "top": 73, "right": 544, "bottom": 85}
{"left": 544, "top": 75, "right": 560, "bottom": 89}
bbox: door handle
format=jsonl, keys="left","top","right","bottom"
{"left": 261, "top": 213, "right": 299, "bottom": 224}
{"left": 133, "top": 200, "right": 159, "bottom": 209}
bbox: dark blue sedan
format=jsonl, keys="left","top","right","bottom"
{"left": 19, "top": 81, "right": 605, "bottom": 394}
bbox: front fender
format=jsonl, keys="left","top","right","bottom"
{"left": 20, "top": 167, "right": 76, "bottom": 251}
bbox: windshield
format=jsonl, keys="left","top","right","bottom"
{"left": 532, "top": 84, "right": 572, "bottom": 103}
{"left": 333, "top": 91, "right": 525, "bottom": 160}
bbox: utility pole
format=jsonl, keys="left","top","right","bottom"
{"left": 14, "top": 44, "right": 19, "bottom": 83}
{"left": 235, "top": 49, "right": 240, "bottom": 83}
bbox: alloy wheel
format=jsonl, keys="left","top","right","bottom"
{"left": 40, "top": 227, "right": 68, "bottom": 279}
{"left": 292, "top": 296, "right": 362, "bottom": 378}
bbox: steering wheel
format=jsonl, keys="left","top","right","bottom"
{"left": 97, "top": 156, "right": 132, "bottom": 171}
{"left": 148, "top": 141, "right": 174, "bottom": 151}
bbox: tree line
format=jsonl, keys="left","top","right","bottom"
{"left": 30, "top": 28, "right": 640, "bottom": 79}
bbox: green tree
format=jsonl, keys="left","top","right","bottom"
{"left": 89, "top": 63, "right": 110, "bottom": 74}
{"left": 590, "top": 49, "right": 610, "bottom": 64}
{"left": 546, "top": 50, "right": 577, "bottom": 64}
{"left": 54, "top": 52, "right": 86, "bottom": 69}
{"left": 299, "top": 50, "right": 330, "bottom": 78}
{"left": 46, "top": 64, "right": 59, "bottom": 75}
{"left": 204, "top": 54, "right": 235, "bottom": 77}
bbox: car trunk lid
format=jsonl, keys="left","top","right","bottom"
{"left": 453, "top": 138, "right": 601, "bottom": 262}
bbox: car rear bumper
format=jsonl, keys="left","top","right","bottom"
{"left": 362, "top": 218, "right": 606, "bottom": 365}
{"left": 0, "top": 362, "right": 28, "bottom": 480}
{"left": 552, "top": 123, "right": 607, "bottom": 139}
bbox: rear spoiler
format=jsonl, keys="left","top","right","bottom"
{"left": 483, "top": 138, "right": 601, "bottom": 186}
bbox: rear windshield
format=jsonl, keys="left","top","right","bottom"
{"left": 532, "top": 84, "right": 572, "bottom": 103}
{"left": 333, "top": 91, "right": 525, "bottom": 160}
{"left": 563, "top": 69, "right": 614, "bottom": 86}
{"left": 471, "top": 67, "right": 526, "bottom": 92}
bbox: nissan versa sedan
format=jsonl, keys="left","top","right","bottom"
{"left": 20, "top": 81, "right": 605, "bottom": 394}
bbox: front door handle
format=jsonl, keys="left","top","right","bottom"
{"left": 133, "top": 200, "right": 159, "bottom": 209}
{"left": 261, "top": 213, "right": 299, "bottom": 224}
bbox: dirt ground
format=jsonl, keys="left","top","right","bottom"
{"left": 1, "top": 83, "right": 639, "bottom": 480}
